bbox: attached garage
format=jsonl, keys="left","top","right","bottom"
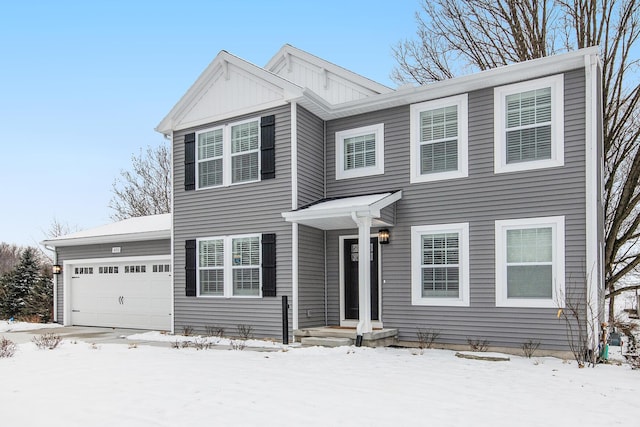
{"left": 43, "top": 214, "right": 172, "bottom": 331}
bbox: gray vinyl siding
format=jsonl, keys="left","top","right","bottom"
{"left": 172, "top": 105, "right": 292, "bottom": 338}
{"left": 323, "top": 69, "right": 588, "bottom": 350}
{"left": 297, "top": 106, "right": 325, "bottom": 207}
{"left": 54, "top": 239, "right": 170, "bottom": 324}
{"left": 297, "top": 225, "right": 326, "bottom": 328}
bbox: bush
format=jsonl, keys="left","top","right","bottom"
{"left": 467, "top": 338, "right": 490, "bottom": 352}
{"left": 32, "top": 333, "right": 61, "bottom": 350}
{"left": 236, "top": 324, "right": 254, "bottom": 340}
{"left": 416, "top": 328, "right": 440, "bottom": 349}
{"left": 0, "top": 337, "right": 16, "bottom": 358}
{"left": 205, "top": 325, "right": 225, "bottom": 338}
{"left": 181, "top": 325, "right": 194, "bottom": 336}
{"left": 521, "top": 339, "right": 541, "bottom": 358}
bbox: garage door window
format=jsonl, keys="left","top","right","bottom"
{"left": 124, "top": 265, "right": 146, "bottom": 273}
{"left": 74, "top": 267, "right": 93, "bottom": 275}
{"left": 98, "top": 266, "right": 119, "bottom": 274}
{"left": 152, "top": 264, "right": 171, "bottom": 273}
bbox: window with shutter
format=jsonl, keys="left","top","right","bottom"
{"left": 195, "top": 234, "right": 266, "bottom": 298}
{"left": 197, "top": 128, "right": 224, "bottom": 188}
{"left": 494, "top": 75, "right": 564, "bottom": 173}
{"left": 231, "top": 120, "right": 259, "bottom": 184}
{"left": 410, "top": 94, "right": 468, "bottom": 183}
{"left": 335, "top": 123, "right": 384, "bottom": 180}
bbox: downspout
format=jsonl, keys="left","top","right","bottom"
{"left": 291, "top": 102, "right": 299, "bottom": 333}
{"left": 323, "top": 117, "right": 328, "bottom": 326}
{"left": 166, "top": 131, "right": 175, "bottom": 334}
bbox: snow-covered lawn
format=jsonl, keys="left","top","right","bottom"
{"left": 0, "top": 320, "right": 60, "bottom": 333}
{"left": 0, "top": 338, "right": 637, "bottom": 427}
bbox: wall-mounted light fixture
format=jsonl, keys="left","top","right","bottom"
{"left": 378, "top": 229, "right": 390, "bottom": 244}
{"left": 52, "top": 264, "right": 62, "bottom": 275}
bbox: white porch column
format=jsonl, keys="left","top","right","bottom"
{"left": 352, "top": 213, "right": 373, "bottom": 335}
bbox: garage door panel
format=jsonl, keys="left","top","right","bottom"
{"left": 70, "top": 260, "right": 171, "bottom": 330}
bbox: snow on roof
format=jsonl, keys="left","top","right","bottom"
{"left": 42, "top": 213, "right": 171, "bottom": 247}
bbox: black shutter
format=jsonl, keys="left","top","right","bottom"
{"left": 262, "top": 233, "right": 276, "bottom": 297}
{"left": 260, "top": 115, "right": 275, "bottom": 180}
{"left": 184, "top": 133, "right": 196, "bottom": 191}
{"left": 185, "top": 239, "right": 197, "bottom": 297}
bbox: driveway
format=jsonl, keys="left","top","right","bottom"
{"left": 1, "top": 325, "right": 152, "bottom": 345}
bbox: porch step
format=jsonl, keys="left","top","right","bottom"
{"left": 294, "top": 327, "right": 399, "bottom": 347}
{"left": 301, "top": 337, "right": 353, "bottom": 347}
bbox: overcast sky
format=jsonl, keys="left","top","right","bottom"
{"left": 0, "top": 0, "right": 418, "bottom": 247}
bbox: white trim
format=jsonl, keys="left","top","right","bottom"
{"left": 494, "top": 75, "right": 564, "bottom": 174}
{"left": 410, "top": 94, "right": 468, "bottom": 183}
{"left": 338, "top": 235, "right": 383, "bottom": 328}
{"left": 411, "top": 223, "right": 470, "bottom": 307}
{"left": 62, "top": 255, "right": 170, "bottom": 326}
{"left": 195, "top": 234, "right": 263, "bottom": 299}
{"left": 195, "top": 117, "right": 261, "bottom": 190}
{"left": 495, "top": 216, "right": 565, "bottom": 308}
{"left": 169, "top": 131, "right": 175, "bottom": 334}
{"left": 585, "top": 53, "right": 602, "bottom": 346}
{"left": 291, "top": 102, "right": 299, "bottom": 331}
{"left": 335, "top": 123, "right": 385, "bottom": 180}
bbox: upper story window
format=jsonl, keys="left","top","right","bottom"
{"left": 411, "top": 222, "right": 470, "bottom": 307}
{"left": 410, "top": 94, "right": 468, "bottom": 183}
{"left": 495, "top": 216, "right": 565, "bottom": 308}
{"left": 494, "top": 75, "right": 564, "bottom": 174}
{"left": 335, "top": 123, "right": 384, "bottom": 180}
{"left": 196, "top": 118, "right": 260, "bottom": 189}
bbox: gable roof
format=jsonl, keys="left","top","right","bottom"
{"left": 42, "top": 214, "right": 171, "bottom": 247}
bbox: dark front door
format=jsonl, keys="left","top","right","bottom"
{"left": 343, "top": 238, "right": 379, "bottom": 321}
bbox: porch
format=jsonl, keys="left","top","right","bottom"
{"left": 294, "top": 326, "right": 398, "bottom": 347}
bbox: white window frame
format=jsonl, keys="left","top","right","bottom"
{"left": 335, "top": 123, "right": 385, "bottom": 180}
{"left": 196, "top": 234, "right": 262, "bottom": 298}
{"left": 495, "top": 216, "right": 565, "bottom": 308}
{"left": 494, "top": 75, "right": 564, "bottom": 174}
{"left": 195, "top": 117, "right": 261, "bottom": 189}
{"left": 410, "top": 94, "right": 468, "bottom": 183}
{"left": 411, "top": 223, "right": 470, "bottom": 307}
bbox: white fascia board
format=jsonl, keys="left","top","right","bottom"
{"left": 265, "top": 44, "right": 393, "bottom": 95}
{"left": 156, "top": 50, "right": 303, "bottom": 135}
{"left": 42, "top": 230, "right": 170, "bottom": 248}
{"left": 300, "top": 47, "right": 600, "bottom": 121}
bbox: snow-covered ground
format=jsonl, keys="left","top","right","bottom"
{"left": 0, "top": 320, "right": 60, "bottom": 333}
{"left": 0, "top": 337, "right": 637, "bottom": 426}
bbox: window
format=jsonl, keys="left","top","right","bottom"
{"left": 410, "top": 94, "right": 468, "bottom": 183}
{"left": 335, "top": 123, "right": 384, "bottom": 180}
{"left": 124, "top": 265, "right": 146, "bottom": 273}
{"left": 495, "top": 216, "right": 565, "bottom": 308}
{"left": 494, "top": 75, "right": 564, "bottom": 173}
{"left": 411, "top": 223, "right": 469, "bottom": 306}
{"left": 197, "top": 234, "right": 261, "bottom": 298}
{"left": 196, "top": 118, "right": 260, "bottom": 188}
{"left": 98, "top": 266, "right": 118, "bottom": 274}
{"left": 152, "top": 264, "right": 171, "bottom": 273}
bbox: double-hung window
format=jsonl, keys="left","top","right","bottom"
{"left": 197, "top": 234, "right": 261, "bottom": 297}
{"left": 196, "top": 118, "right": 260, "bottom": 188}
{"left": 410, "top": 94, "right": 468, "bottom": 183}
{"left": 494, "top": 75, "right": 564, "bottom": 173}
{"left": 335, "top": 123, "right": 384, "bottom": 180}
{"left": 411, "top": 223, "right": 470, "bottom": 306}
{"left": 495, "top": 216, "right": 565, "bottom": 307}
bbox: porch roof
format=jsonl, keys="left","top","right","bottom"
{"left": 281, "top": 191, "right": 401, "bottom": 230}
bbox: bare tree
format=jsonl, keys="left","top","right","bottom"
{"left": 109, "top": 144, "right": 171, "bottom": 221}
{"left": 393, "top": 0, "right": 640, "bottom": 322}
{"left": 0, "top": 243, "right": 23, "bottom": 276}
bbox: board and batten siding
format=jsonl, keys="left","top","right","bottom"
{"left": 323, "top": 69, "right": 588, "bottom": 350}
{"left": 54, "top": 239, "right": 171, "bottom": 324}
{"left": 172, "top": 105, "right": 292, "bottom": 338}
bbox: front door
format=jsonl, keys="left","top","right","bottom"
{"left": 343, "top": 238, "right": 379, "bottom": 321}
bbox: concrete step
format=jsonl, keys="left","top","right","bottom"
{"left": 301, "top": 336, "right": 353, "bottom": 347}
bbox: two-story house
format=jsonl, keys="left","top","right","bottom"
{"left": 45, "top": 45, "right": 604, "bottom": 353}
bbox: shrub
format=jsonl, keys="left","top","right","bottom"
{"left": 0, "top": 337, "right": 16, "bottom": 358}
{"left": 236, "top": 324, "right": 254, "bottom": 340}
{"left": 205, "top": 325, "right": 225, "bottom": 338}
{"left": 181, "top": 325, "right": 194, "bottom": 336}
{"left": 521, "top": 339, "right": 541, "bottom": 358}
{"left": 416, "top": 328, "right": 440, "bottom": 349}
{"left": 229, "top": 339, "right": 246, "bottom": 351}
{"left": 467, "top": 338, "right": 490, "bottom": 352}
{"left": 32, "top": 333, "right": 61, "bottom": 350}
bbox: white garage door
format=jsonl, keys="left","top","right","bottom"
{"left": 70, "top": 260, "right": 171, "bottom": 330}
